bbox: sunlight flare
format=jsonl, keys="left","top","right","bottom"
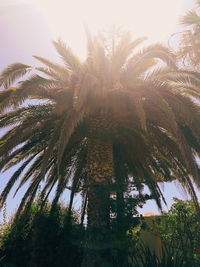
{"left": 34, "top": 0, "right": 184, "bottom": 42}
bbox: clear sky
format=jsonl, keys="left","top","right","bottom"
{"left": 0, "top": 0, "right": 198, "bottom": 219}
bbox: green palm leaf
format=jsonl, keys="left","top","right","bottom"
{"left": 0, "top": 63, "right": 31, "bottom": 89}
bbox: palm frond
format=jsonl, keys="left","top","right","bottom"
{"left": 129, "top": 44, "right": 177, "bottom": 71}
{"left": 80, "top": 191, "right": 87, "bottom": 225}
{"left": 36, "top": 67, "right": 68, "bottom": 85}
{"left": 39, "top": 168, "right": 58, "bottom": 208}
{"left": 180, "top": 11, "right": 200, "bottom": 27}
{"left": 0, "top": 116, "right": 54, "bottom": 158}
{"left": 0, "top": 75, "right": 59, "bottom": 112}
{"left": 57, "top": 110, "right": 86, "bottom": 173}
{"left": 86, "top": 39, "right": 109, "bottom": 81}
{"left": 1, "top": 32, "right": 200, "bottom": 223}
{"left": 68, "top": 146, "right": 87, "bottom": 215}
{"left": 13, "top": 153, "right": 44, "bottom": 197}
{"left": 0, "top": 104, "right": 54, "bottom": 128}
{"left": 53, "top": 40, "right": 81, "bottom": 72}
{"left": 110, "top": 33, "right": 147, "bottom": 77}
{"left": 51, "top": 164, "right": 73, "bottom": 208}
{"left": 0, "top": 63, "right": 31, "bottom": 89}
{"left": 0, "top": 154, "right": 36, "bottom": 209}
{"left": 38, "top": 119, "right": 64, "bottom": 180}
{"left": 33, "top": 56, "right": 69, "bottom": 82}
{"left": 0, "top": 89, "right": 12, "bottom": 103}
{"left": 127, "top": 88, "right": 147, "bottom": 131}
{"left": 144, "top": 66, "right": 172, "bottom": 81}
{"left": 16, "top": 177, "right": 41, "bottom": 216}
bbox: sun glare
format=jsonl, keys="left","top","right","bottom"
{"left": 16, "top": 0, "right": 185, "bottom": 58}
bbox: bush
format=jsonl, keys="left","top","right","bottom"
{"left": 129, "top": 242, "right": 186, "bottom": 267}
{"left": 0, "top": 199, "right": 84, "bottom": 267}
{"left": 0, "top": 190, "right": 150, "bottom": 267}
{"left": 152, "top": 198, "right": 200, "bottom": 267}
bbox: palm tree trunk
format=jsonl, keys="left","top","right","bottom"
{"left": 82, "top": 136, "right": 113, "bottom": 267}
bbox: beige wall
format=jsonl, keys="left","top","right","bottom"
{"left": 140, "top": 216, "right": 163, "bottom": 259}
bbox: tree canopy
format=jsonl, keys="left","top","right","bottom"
{"left": 1, "top": 30, "right": 200, "bottom": 266}
{"left": 0, "top": 32, "right": 200, "bottom": 217}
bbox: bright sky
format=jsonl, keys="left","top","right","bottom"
{"left": 0, "top": 0, "right": 196, "bottom": 219}
{"left": 1, "top": 0, "right": 192, "bottom": 62}
{"left": 31, "top": 0, "right": 185, "bottom": 53}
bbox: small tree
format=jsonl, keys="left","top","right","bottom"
{"left": 152, "top": 198, "right": 200, "bottom": 266}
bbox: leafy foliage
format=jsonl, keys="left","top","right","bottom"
{"left": 129, "top": 242, "right": 186, "bottom": 267}
{"left": 0, "top": 191, "right": 153, "bottom": 267}
{"left": 178, "top": 0, "right": 200, "bottom": 67}
{"left": 152, "top": 199, "right": 200, "bottom": 267}
{"left": 0, "top": 199, "right": 84, "bottom": 267}
{"left": 109, "top": 176, "right": 153, "bottom": 266}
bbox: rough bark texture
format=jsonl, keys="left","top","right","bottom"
{"left": 87, "top": 138, "right": 112, "bottom": 228}
{"left": 81, "top": 115, "right": 113, "bottom": 267}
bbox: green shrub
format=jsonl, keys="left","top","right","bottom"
{"left": 152, "top": 198, "right": 200, "bottom": 267}
{"left": 0, "top": 200, "right": 84, "bottom": 267}
{"left": 129, "top": 242, "right": 185, "bottom": 267}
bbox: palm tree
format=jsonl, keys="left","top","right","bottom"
{"left": 1, "top": 31, "right": 200, "bottom": 266}
{"left": 178, "top": 0, "right": 200, "bottom": 67}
